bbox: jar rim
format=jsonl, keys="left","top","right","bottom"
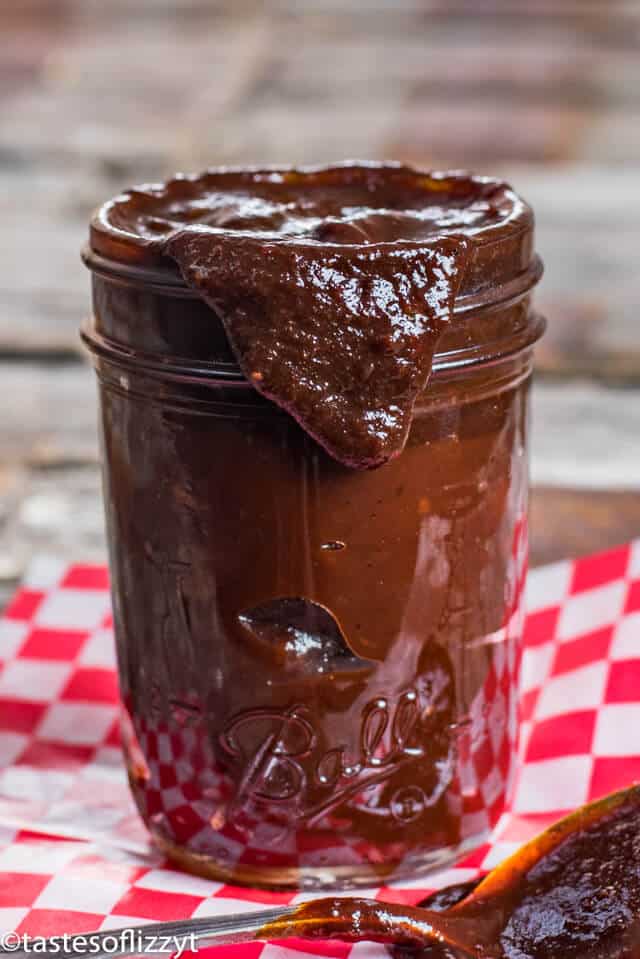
{"left": 82, "top": 163, "right": 544, "bottom": 383}
{"left": 82, "top": 245, "right": 542, "bottom": 317}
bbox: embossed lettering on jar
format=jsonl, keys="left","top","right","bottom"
{"left": 83, "top": 164, "right": 544, "bottom": 889}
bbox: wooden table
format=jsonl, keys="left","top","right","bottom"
{"left": 1, "top": 0, "right": 639, "bottom": 607}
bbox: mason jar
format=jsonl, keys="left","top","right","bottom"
{"left": 82, "top": 168, "right": 544, "bottom": 889}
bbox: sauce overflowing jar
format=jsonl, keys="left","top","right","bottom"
{"left": 82, "top": 163, "right": 544, "bottom": 889}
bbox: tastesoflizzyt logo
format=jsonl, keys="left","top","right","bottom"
{"left": 0, "top": 930, "right": 197, "bottom": 956}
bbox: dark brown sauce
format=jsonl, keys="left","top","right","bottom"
{"left": 256, "top": 896, "right": 485, "bottom": 955}
{"left": 98, "top": 165, "right": 523, "bottom": 246}
{"left": 491, "top": 797, "right": 640, "bottom": 959}
{"left": 164, "top": 228, "right": 470, "bottom": 467}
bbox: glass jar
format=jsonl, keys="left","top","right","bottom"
{"left": 82, "top": 177, "right": 544, "bottom": 889}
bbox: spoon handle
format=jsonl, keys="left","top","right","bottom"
{"left": 0, "top": 906, "right": 297, "bottom": 959}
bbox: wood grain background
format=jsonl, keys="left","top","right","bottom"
{"left": 1, "top": 0, "right": 639, "bottom": 604}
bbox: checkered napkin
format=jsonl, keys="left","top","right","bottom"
{"left": 0, "top": 541, "right": 638, "bottom": 949}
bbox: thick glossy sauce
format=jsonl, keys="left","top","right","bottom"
{"left": 99, "top": 165, "right": 524, "bottom": 245}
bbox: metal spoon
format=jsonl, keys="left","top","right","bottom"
{"left": 2, "top": 784, "right": 638, "bottom": 959}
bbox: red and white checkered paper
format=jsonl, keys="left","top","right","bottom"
{"left": 0, "top": 541, "right": 639, "bottom": 952}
